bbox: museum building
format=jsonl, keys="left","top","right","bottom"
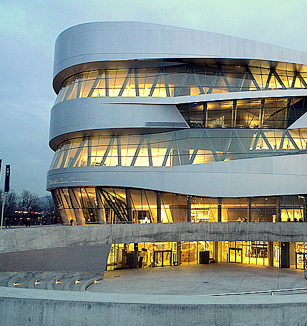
{"left": 47, "top": 22, "right": 307, "bottom": 270}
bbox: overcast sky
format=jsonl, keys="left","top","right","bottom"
{"left": 1, "top": 0, "right": 307, "bottom": 197}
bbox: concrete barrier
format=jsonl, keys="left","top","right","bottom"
{"left": 1, "top": 286, "right": 307, "bottom": 326}
{"left": 1, "top": 223, "right": 307, "bottom": 255}
{"left": 1, "top": 223, "right": 307, "bottom": 273}
{"left": 0, "top": 244, "right": 111, "bottom": 273}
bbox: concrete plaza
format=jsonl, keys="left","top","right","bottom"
{"left": 2, "top": 264, "right": 307, "bottom": 325}
{"left": 88, "top": 263, "right": 307, "bottom": 296}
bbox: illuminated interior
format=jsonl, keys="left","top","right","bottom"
{"left": 295, "top": 242, "right": 307, "bottom": 269}
{"left": 49, "top": 23, "right": 307, "bottom": 275}
{"left": 51, "top": 187, "right": 306, "bottom": 225}
{"left": 107, "top": 241, "right": 214, "bottom": 270}
{"left": 178, "top": 97, "right": 307, "bottom": 129}
{"left": 54, "top": 63, "right": 307, "bottom": 103}
{"left": 49, "top": 127, "right": 307, "bottom": 170}
{"left": 106, "top": 240, "right": 307, "bottom": 270}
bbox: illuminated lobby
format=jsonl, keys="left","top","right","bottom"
{"left": 47, "top": 21, "right": 307, "bottom": 272}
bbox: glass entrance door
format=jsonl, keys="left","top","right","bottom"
{"left": 154, "top": 250, "right": 172, "bottom": 267}
{"left": 229, "top": 248, "right": 243, "bottom": 263}
{"left": 296, "top": 253, "right": 307, "bottom": 269}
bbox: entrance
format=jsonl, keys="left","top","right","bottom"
{"left": 229, "top": 248, "right": 242, "bottom": 263}
{"left": 296, "top": 253, "right": 307, "bottom": 269}
{"left": 153, "top": 250, "right": 172, "bottom": 267}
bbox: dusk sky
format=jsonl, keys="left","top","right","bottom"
{"left": 1, "top": 0, "right": 307, "bottom": 197}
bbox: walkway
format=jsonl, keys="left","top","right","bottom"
{"left": 88, "top": 263, "right": 307, "bottom": 295}
{"left": 1, "top": 264, "right": 307, "bottom": 325}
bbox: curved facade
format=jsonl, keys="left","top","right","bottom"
{"left": 48, "top": 22, "right": 307, "bottom": 270}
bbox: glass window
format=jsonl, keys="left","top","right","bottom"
{"left": 251, "top": 197, "right": 278, "bottom": 222}
{"left": 161, "top": 193, "right": 188, "bottom": 223}
{"left": 190, "top": 197, "right": 218, "bottom": 222}
{"left": 54, "top": 63, "right": 307, "bottom": 104}
{"left": 221, "top": 198, "right": 249, "bottom": 222}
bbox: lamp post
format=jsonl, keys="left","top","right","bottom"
{"left": 1, "top": 164, "right": 10, "bottom": 230}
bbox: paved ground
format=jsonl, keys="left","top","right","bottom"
{"left": 88, "top": 263, "right": 307, "bottom": 295}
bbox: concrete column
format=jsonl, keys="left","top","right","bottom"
{"left": 176, "top": 242, "right": 181, "bottom": 265}
{"left": 187, "top": 196, "right": 191, "bottom": 222}
{"left": 268, "top": 242, "right": 273, "bottom": 266}
{"left": 218, "top": 198, "right": 222, "bottom": 222}
{"left": 248, "top": 198, "right": 252, "bottom": 222}
{"left": 68, "top": 189, "right": 85, "bottom": 225}
{"left": 280, "top": 242, "right": 290, "bottom": 268}
{"left": 213, "top": 241, "right": 219, "bottom": 262}
{"left": 58, "top": 208, "right": 70, "bottom": 225}
{"left": 219, "top": 241, "right": 223, "bottom": 262}
{"left": 290, "top": 242, "right": 296, "bottom": 268}
{"left": 73, "top": 209, "right": 85, "bottom": 225}
{"left": 95, "top": 188, "right": 106, "bottom": 224}
{"left": 277, "top": 197, "right": 281, "bottom": 222}
{"left": 134, "top": 243, "right": 138, "bottom": 268}
{"left": 157, "top": 192, "right": 161, "bottom": 223}
{"left": 126, "top": 189, "right": 132, "bottom": 222}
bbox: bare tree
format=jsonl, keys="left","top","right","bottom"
{"left": 40, "top": 195, "right": 57, "bottom": 213}
{"left": 0, "top": 189, "right": 17, "bottom": 213}
{"left": 0, "top": 189, "right": 18, "bottom": 224}
{"left": 19, "top": 189, "right": 40, "bottom": 212}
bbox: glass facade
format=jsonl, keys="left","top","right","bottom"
{"left": 54, "top": 63, "right": 307, "bottom": 104}
{"left": 52, "top": 187, "right": 307, "bottom": 226}
{"left": 178, "top": 97, "right": 307, "bottom": 129}
{"left": 295, "top": 242, "right": 307, "bottom": 269}
{"left": 227, "top": 241, "right": 269, "bottom": 266}
{"left": 49, "top": 22, "right": 307, "bottom": 277}
{"left": 49, "top": 128, "right": 307, "bottom": 170}
{"left": 107, "top": 241, "right": 215, "bottom": 270}
{"left": 106, "top": 240, "right": 305, "bottom": 271}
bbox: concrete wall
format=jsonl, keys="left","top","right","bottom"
{"left": 0, "top": 244, "right": 111, "bottom": 273}
{"left": 1, "top": 287, "right": 307, "bottom": 326}
{"left": 1, "top": 223, "right": 307, "bottom": 255}
{"left": 1, "top": 223, "right": 306, "bottom": 272}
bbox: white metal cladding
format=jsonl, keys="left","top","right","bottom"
{"left": 48, "top": 21, "right": 307, "bottom": 200}
{"left": 49, "top": 89, "right": 307, "bottom": 147}
{"left": 288, "top": 111, "right": 307, "bottom": 129}
{"left": 49, "top": 99, "right": 188, "bottom": 149}
{"left": 47, "top": 153, "right": 307, "bottom": 198}
{"left": 54, "top": 21, "right": 307, "bottom": 85}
